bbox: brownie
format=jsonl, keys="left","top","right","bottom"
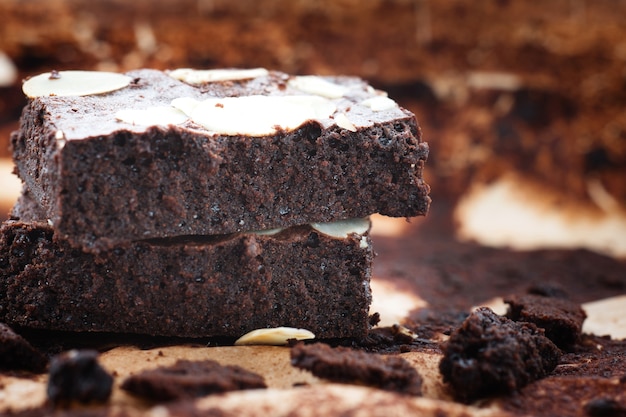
{"left": 47, "top": 350, "right": 113, "bottom": 407}
{"left": 121, "top": 359, "right": 267, "bottom": 401}
{"left": 0, "top": 203, "right": 373, "bottom": 339}
{"left": 0, "top": 322, "right": 48, "bottom": 373}
{"left": 504, "top": 293, "right": 587, "bottom": 349}
{"left": 11, "top": 68, "right": 429, "bottom": 252}
{"left": 439, "top": 307, "right": 561, "bottom": 403}
{"left": 290, "top": 342, "right": 423, "bottom": 395}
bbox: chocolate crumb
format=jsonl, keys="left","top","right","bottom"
{"left": 584, "top": 397, "right": 626, "bottom": 417}
{"left": 505, "top": 293, "right": 587, "bottom": 349}
{"left": 121, "top": 359, "right": 267, "bottom": 402}
{"left": 527, "top": 282, "right": 570, "bottom": 299}
{"left": 439, "top": 307, "right": 560, "bottom": 403}
{"left": 290, "top": 342, "right": 423, "bottom": 395}
{"left": 47, "top": 350, "right": 113, "bottom": 407}
{"left": 368, "top": 312, "right": 381, "bottom": 327}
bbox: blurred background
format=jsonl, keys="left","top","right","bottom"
{"left": 1, "top": 0, "right": 626, "bottom": 257}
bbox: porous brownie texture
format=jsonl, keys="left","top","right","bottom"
{"left": 439, "top": 307, "right": 561, "bottom": 403}
{"left": 11, "top": 69, "right": 429, "bottom": 252}
{"left": 504, "top": 293, "right": 587, "bottom": 349}
{"left": 0, "top": 216, "right": 372, "bottom": 339}
{"left": 291, "top": 342, "right": 423, "bottom": 395}
{"left": 121, "top": 359, "right": 267, "bottom": 401}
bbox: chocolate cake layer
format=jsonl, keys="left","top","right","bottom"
{"left": 0, "top": 216, "right": 373, "bottom": 339}
{"left": 11, "top": 68, "right": 429, "bottom": 252}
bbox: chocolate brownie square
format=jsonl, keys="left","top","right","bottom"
{"left": 11, "top": 68, "right": 429, "bottom": 252}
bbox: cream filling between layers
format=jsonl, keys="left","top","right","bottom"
{"left": 253, "top": 217, "right": 371, "bottom": 249}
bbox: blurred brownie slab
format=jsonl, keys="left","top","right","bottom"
{"left": 11, "top": 68, "right": 429, "bottom": 252}
{"left": 0, "top": 203, "right": 373, "bottom": 339}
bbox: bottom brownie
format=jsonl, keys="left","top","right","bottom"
{"left": 0, "top": 216, "right": 372, "bottom": 339}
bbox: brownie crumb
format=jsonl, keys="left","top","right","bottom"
{"left": 505, "top": 293, "right": 587, "bottom": 349}
{"left": 527, "top": 282, "right": 570, "bottom": 299}
{"left": 584, "top": 397, "right": 626, "bottom": 417}
{"left": 0, "top": 322, "right": 47, "bottom": 373}
{"left": 368, "top": 312, "right": 381, "bottom": 327}
{"left": 120, "top": 359, "right": 267, "bottom": 401}
{"left": 439, "top": 307, "right": 561, "bottom": 403}
{"left": 290, "top": 342, "right": 423, "bottom": 395}
{"left": 47, "top": 350, "right": 113, "bottom": 407}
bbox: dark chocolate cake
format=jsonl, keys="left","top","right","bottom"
{"left": 11, "top": 68, "right": 429, "bottom": 252}
{"left": 0, "top": 212, "right": 373, "bottom": 339}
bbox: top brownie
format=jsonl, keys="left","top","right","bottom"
{"left": 11, "top": 68, "right": 430, "bottom": 252}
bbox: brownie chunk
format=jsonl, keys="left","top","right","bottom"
{"left": 0, "top": 322, "right": 47, "bottom": 373}
{"left": 0, "top": 202, "right": 372, "bottom": 339}
{"left": 121, "top": 359, "right": 266, "bottom": 401}
{"left": 439, "top": 307, "right": 561, "bottom": 403}
{"left": 290, "top": 343, "right": 423, "bottom": 395}
{"left": 47, "top": 350, "right": 113, "bottom": 407}
{"left": 505, "top": 293, "right": 587, "bottom": 349}
{"left": 11, "top": 68, "right": 429, "bottom": 252}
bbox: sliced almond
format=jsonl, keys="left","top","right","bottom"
{"left": 171, "top": 97, "right": 201, "bottom": 116}
{"left": 167, "top": 68, "right": 269, "bottom": 84}
{"left": 115, "top": 106, "right": 188, "bottom": 127}
{"left": 310, "top": 218, "right": 370, "bottom": 239}
{"left": 251, "top": 228, "right": 284, "bottom": 236}
{"left": 333, "top": 112, "right": 357, "bottom": 132}
{"left": 234, "top": 327, "right": 316, "bottom": 346}
{"left": 361, "top": 96, "right": 398, "bottom": 112}
{"left": 0, "top": 51, "right": 17, "bottom": 87}
{"left": 288, "top": 75, "right": 349, "bottom": 99}
{"left": 22, "top": 71, "right": 132, "bottom": 98}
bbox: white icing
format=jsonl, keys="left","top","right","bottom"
{"left": 115, "top": 106, "right": 188, "bottom": 127}
{"left": 173, "top": 95, "right": 336, "bottom": 136}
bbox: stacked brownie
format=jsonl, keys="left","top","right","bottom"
{"left": 0, "top": 68, "right": 430, "bottom": 339}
